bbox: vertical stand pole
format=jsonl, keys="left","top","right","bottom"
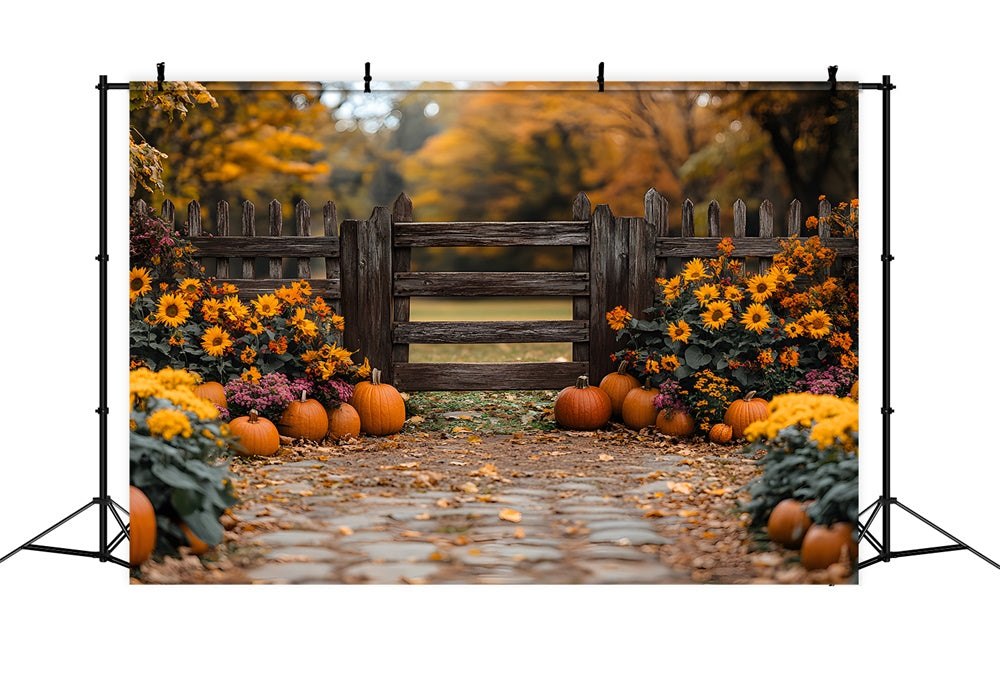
{"left": 880, "top": 73, "right": 892, "bottom": 563}
{"left": 98, "top": 74, "right": 110, "bottom": 562}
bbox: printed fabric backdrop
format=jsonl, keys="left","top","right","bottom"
{"left": 127, "top": 80, "right": 859, "bottom": 585}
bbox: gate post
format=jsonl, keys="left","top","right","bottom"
{"left": 589, "top": 204, "right": 628, "bottom": 382}
{"left": 341, "top": 206, "right": 394, "bottom": 381}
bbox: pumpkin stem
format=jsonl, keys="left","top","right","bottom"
{"left": 575, "top": 375, "right": 590, "bottom": 389}
{"left": 617, "top": 360, "right": 629, "bottom": 375}
{"left": 300, "top": 389, "right": 308, "bottom": 402}
{"left": 743, "top": 390, "right": 757, "bottom": 401}
{"left": 371, "top": 368, "right": 382, "bottom": 385}
{"left": 643, "top": 377, "right": 652, "bottom": 390}
{"left": 249, "top": 409, "right": 259, "bottom": 424}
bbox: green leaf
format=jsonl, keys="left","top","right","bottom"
{"left": 181, "top": 509, "right": 224, "bottom": 546}
{"left": 684, "top": 345, "right": 712, "bottom": 370}
{"left": 151, "top": 462, "right": 201, "bottom": 490}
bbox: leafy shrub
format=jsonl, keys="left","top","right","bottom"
{"left": 129, "top": 367, "right": 238, "bottom": 552}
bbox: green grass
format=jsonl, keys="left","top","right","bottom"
{"left": 405, "top": 389, "right": 559, "bottom": 434}
{"left": 407, "top": 297, "right": 573, "bottom": 363}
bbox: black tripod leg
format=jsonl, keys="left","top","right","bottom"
{"left": 0, "top": 500, "right": 98, "bottom": 563}
{"left": 857, "top": 502, "right": 883, "bottom": 555}
{"left": 893, "top": 501, "right": 1000, "bottom": 571}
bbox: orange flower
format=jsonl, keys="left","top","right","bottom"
{"left": 717, "top": 238, "right": 735, "bottom": 257}
{"left": 778, "top": 348, "right": 799, "bottom": 368}
{"left": 606, "top": 306, "right": 632, "bottom": 331}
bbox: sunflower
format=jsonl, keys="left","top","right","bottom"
{"left": 682, "top": 258, "right": 709, "bottom": 283}
{"left": 311, "top": 296, "right": 332, "bottom": 318}
{"left": 201, "top": 298, "right": 222, "bottom": 324}
{"left": 241, "top": 366, "right": 262, "bottom": 383}
{"left": 240, "top": 347, "right": 257, "bottom": 365}
{"left": 693, "top": 284, "right": 720, "bottom": 306}
{"left": 728, "top": 259, "right": 743, "bottom": 274}
{"left": 768, "top": 266, "right": 796, "bottom": 288}
{"left": 723, "top": 285, "right": 743, "bottom": 302}
{"left": 701, "top": 301, "right": 733, "bottom": 330}
{"left": 661, "top": 354, "right": 681, "bottom": 372}
{"left": 154, "top": 293, "right": 191, "bottom": 327}
{"left": 200, "top": 326, "right": 233, "bottom": 357}
{"left": 741, "top": 303, "right": 771, "bottom": 334}
{"left": 252, "top": 293, "right": 282, "bottom": 318}
{"left": 221, "top": 295, "right": 250, "bottom": 324}
{"left": 667, "top": 319, "right": 692, "bottom": 343}
{"left": 784, "top": 321, "right": 804, "bottom": 338}
{"left": 800, "top": 309, "right": 832, "bottom": 339}
{"left": 661, "top": 276, "right": 682, "bottom": 302}
{"left": 129, "top": 267, "right": 152, "bottom": 302}
{"left": 745, "top": 273, "right": 778, "bottom": 303}
{"left": 645, "top": 358, "right": 661, "bottom": 374}
{"left": 245, "top": 316, "right": 265, "bottom": 336}
{"left": 177, "top": 278, "right": 202, "bottom": 299}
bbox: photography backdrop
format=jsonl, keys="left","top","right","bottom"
{"left": 1, "top": 0, "right": 997, "bottom": 678}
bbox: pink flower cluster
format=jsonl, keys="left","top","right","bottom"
{"left": 653, "top": 378, "right": 686, "bottom": 415}
{"left": 224, "top": 372, "right": 294, "bottom": 421}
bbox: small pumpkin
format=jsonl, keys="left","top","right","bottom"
{"left": 554, "top": 375, "right": 612, "bottom": 430}
{"left": 724, "top": 391, "right": 769, "bottom": 440}
{"left": 350, "top": 368, "right": 406, "bottom": 436}
{"left": 656, "top": 409, "right": 695, "bottom": 437}
{"left": 599, "top": 361, "right": 641, "bottom": 419}
{"left": 800, "top": 522, "right": 858, "bottom": 570}
{"left": 767, "top": 499, "right": 813, "bottom": 549}
{"left": 326, "top": 402, "right": 361, "bottom": 439}
{"left": 193, "top": 380, "right": 227, "bottom": 408}
{"left": 849, "top": 380, "right": 859, "bottom": 401}
{"left": 278, "top": 390, "right": 328, "bottom": 441}
{"left": 129, "top": 485, "right": 157, "bottom": 567}
{"left": 229, "top": 409, "right": 280, "bottom": 456}
{"left": 708, "top": 422, "right": 733, "bottom": 444}
{"left": 180, "top": 522, "right": 212, "bottom": 555}
{"left": 622, "top": 378, "right": 660, "bottom": 431}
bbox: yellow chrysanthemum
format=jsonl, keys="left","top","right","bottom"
{"left": 723, "top": 285, "right": 742, "bottom": 302}
{"left": 744, "top": 393, "right": 858, "bottom": 452}
{"left": 701, "top": 301, "right": 733, "bottom": 330}
{"left": 201, "top": 326, "right": 232, "bottom": 357}
{"left": 154, "top": 293, "right": 191, "bottom": 328}
{"left": 800, "top": 309, "right": 832, "bottom": 339}
{"left": 129, "top": 267, "right": 152, "bottom": 302}
{"left": 741, "top": 303, "right": 771, "bottom": 334}
{"left": 693, "top": 284, "right": 720, "bottom": 306}
{"left": 745, "top": 273, "right": 778, "bottom": 303}
{"left": 145, "top": 408, "right": 193, "bottom": 441}
{"left": 667, "top": 320, "right": 692, "bottom": 343}
{"left": 252, "top": 293, "right": 282, "bottom": 318}
{"left": 682, "top": 258, "right": 709, "bottom": 283}
{"left": 606, "top": 306, "right": 632, "bottom": 331}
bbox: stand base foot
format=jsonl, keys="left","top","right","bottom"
{"left": 858, "top": 497, "right": 1000, "bottom": 571}
{"left": 0, "top": 496, "right": 130, "bottom": 569}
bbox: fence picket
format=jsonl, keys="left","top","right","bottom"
{"left": 187, "top": 200, "right": 201, "bottom": 238}
{"left": 160, "top": 199, "right": 175, "bottom": 227}
{"left": 295, "top": 201, "right": 311, "bottom": 279}
{"left": 268, "top": 199, "right": 282, "bottom": 279}
{"left": 682, "top": 198, "right": 695, "bottom": 237}
{"left": 241, "top": 201, "right": 255, "bottom": 279}
{"left": 215, "top": 201, "right": 230, "bottom": 278}
{"left": 392, "top": 192, "right": 413, "bottom": 367}
{"left": 644, "top": 188, "right": 669, "bottom": 278}
{"left": 788, "top": 199, "right": 802, "bottom": 238}
{"left": 572, "top": 192, "right": 592, "bottom": 364}
{"left": 708, "top": 199, "right": 721, "bottom": 238}
{"left": 759, "top": 199, "right": 774, "bottom": 274}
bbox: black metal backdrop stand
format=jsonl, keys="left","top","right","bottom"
{"left": 1, "top": 70, "right": 996, "bottom": 574}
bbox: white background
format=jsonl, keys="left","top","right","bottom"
{"left": 1, "top": 1, "right": 996, "bottom": 679}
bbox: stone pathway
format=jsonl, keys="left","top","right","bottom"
{"left": 214, "top": 432, "right": 758, "bottom": 585}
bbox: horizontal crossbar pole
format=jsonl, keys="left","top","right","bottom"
{"left": 394, "top": 221, "right": 590, "bottom": 247}
{"left": 23, "top": 544, "right": 102, "bottom": 559}
{"left": 189, "top": 236, "right": 339, "bottom": 258}
{"left": 394, "top": 361, "right": 589, "bottom": 391}
{"left": 655, "top": 237, "right": 858, "bottom": 258}
{"left": 393, "top": 320, "right": 588, "bottom": 344}
{"left": 395, "top": 272, "right": 588, "bottom": 297}
{"left": 211, "top": 278, "right": 340, "bottom": 299}
{"left": 889, "top": 545, "right": 967, "bottom": 559}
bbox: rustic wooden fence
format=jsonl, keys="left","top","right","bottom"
{"left": 141, "top": 190, "right": 857, "bottom": 391}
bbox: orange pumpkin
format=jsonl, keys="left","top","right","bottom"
{"left": 278, "top": 390, "right": 328, "bottom": 441}
{"left": 554, "top": 375, "right": 612, "bottom": 430}
{"left": 180, "top": 522, "right": 212, "bottom": 555}
{"left": 599, "top": 361, "right": 641, "bottom": 419}
{"left": 849, "top": 380, "right": 859, "bottom": 401}
{"left": 350, "top": 368, "right": 406, "bottom": 436}
{"left": 708, "top": 422, "right": 733, "bottom": 444}
{"left": 622, "top": 379, "right": 660, "bottom": 430}
{"left": 800, "top": 522, "right": 858, "bottom": 570}
{"left": 656, "top": 409, "right": 695, "bottom": 437}
{"left": 767, "top": 499, "right": 813, "bottom": 549}
{"left": 129, "top": 485, "right": 157, "bottom": 567}
{"left": 326, "top": 402, "right": 361, "bottom": 439}
{"left": 724, "top": 391, "right": 769, "bottom": 440}
{"left": 193, "top": 381, "right": 227, "bottom": 408}
{"left": 229, "top": 409, "right": 280, "bottom": 456}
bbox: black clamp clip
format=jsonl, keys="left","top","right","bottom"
{"left": 364, "top": 62, "right": 372, "bottom": 93}
{"left": 597, "top": 62, "right": 605, "bottom": 92}
{"left": 157, "top": 62, "right": 165, "bottom": 91}
{"left": 828, "top": 65, "right": 838, "bottom": 92}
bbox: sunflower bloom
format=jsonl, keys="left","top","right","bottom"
{"left": 778, "top": 348, "right": 800, "bottom": 367}
{"left": 661, "top": 276, "right": 682, "bottom": 302}
{"left": 769, "top": 266, "right": 797, "bottom": 288}
{"left": 741, "top": 303, "right": 771, "bottom": 334}
{"left": 800, "top": 309, "right": 833, "bottom": 339}
{"left": 723, "top": 285, "right": 743, "bottom": 302}
{"left": 154, "top": 293, "right": 191, "bottom": 328}
{"left": 667, "top": 319, "right": 692, "bottom": 343}
{"left": 129, "top": 267, "right": 152, "bottom": 302}
{"left": 201, "top": 298, "right": 222, "bottom": 323}
{"left": 177, "top": 278, "right": 202, "bottom": 299}
{"left": 645, "top": 358, "right": 661, "bottom": 374}
{"left": 201, "top": 326, "right": 233, "bottom": 357}
{"left": 693, "top": 284, "right": 720, "bottom": 306}
{"left": 784, "top": 321, "right": 804, "bottom": 338}
{"left": 745, "top": 273, "right": 778, "bottom": 303}
{"left": 660, "top": 354, "right": 681, "bottom": 372}
{"left": 606, "top": 306, "right": 632, "bottom": 331}
{"left": 241, "top": 367, "right": 262, "bottom": 384}
{"left": 221, "top": 295, "right": 250, "bottom": 324}
{"left": 252, "top": 293, "right": 282, "bottom": 318}
{"left": 245, "top": 317, "right": 265, "bottom": 336}
{"left": 240, "top": 347, "right": 257, "bottom": 365}
{"left": 682, "top": 258, "right": 709, "bottom": 283}
{"left": 701, "top": 301, "right": 733, "bottom": 330}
